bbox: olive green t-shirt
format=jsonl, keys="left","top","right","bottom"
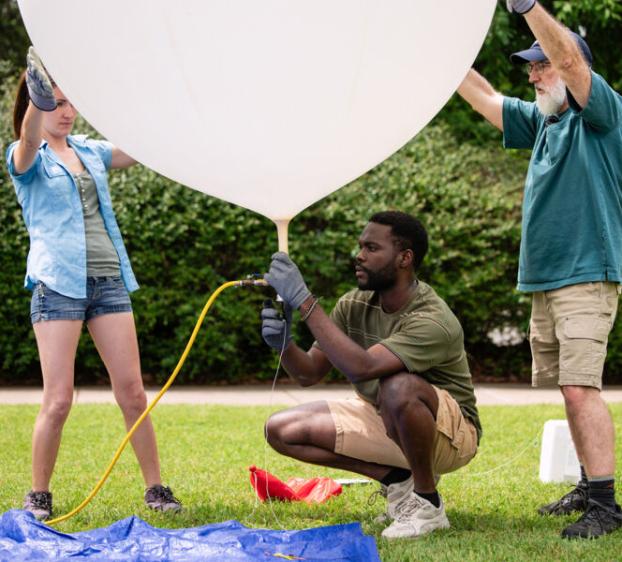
{"left": 318, "top": 281, "right": 481, "bottom": 440}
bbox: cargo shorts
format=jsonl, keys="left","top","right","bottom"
{"left": 326, "top": 386, "right": 478, "bottom": 475}
{"left": 529, "top": 282, "right": 620, "bottom": 389}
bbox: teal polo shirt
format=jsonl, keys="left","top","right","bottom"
{"left": 503, "top": 71, "right": 622, "bottom": 292}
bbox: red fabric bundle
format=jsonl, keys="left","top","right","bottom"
{"left": 249, "top": 465, "right": 342, "bottom": 504}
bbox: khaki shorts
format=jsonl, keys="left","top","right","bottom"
{"left": 529, "top": 282, "right": 620, "bottom": 389}
{"left": 327, "top": 387, "right": 478, "bottom": 475}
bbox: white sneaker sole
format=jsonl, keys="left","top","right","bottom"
{"left": 381, "top": 516, "right": 450, "bottom": 539}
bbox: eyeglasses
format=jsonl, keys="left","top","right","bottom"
{"left": 524, "top": 61, "right": 552, "bottom": 75}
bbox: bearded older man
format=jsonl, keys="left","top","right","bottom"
{"left": 458, "top": 0, "right": 622, "bottom": 540}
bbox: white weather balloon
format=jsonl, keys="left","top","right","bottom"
{"left": 18, "top": 0, "right": 495, "bottom": 248}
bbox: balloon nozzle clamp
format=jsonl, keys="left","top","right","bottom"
{"left": 237, "top": 274, "right": 268, "bottom": 288}
{"left": 237, "top": 274, "right": 281, "bottom": 302}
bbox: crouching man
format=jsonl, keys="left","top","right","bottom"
{"left": 261, "top": 211, "right": 482, "bottom": 539}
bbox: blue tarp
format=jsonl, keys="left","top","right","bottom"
{"left": 0, "top": 510, "right": 380, "bottom": 561}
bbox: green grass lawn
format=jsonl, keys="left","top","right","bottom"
{"left": 0, "top": 403, "right": 621, "bottom": 561}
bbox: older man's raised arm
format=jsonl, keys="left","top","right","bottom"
{"left": 457, "top": 69, "right": 505, "bottom": 131}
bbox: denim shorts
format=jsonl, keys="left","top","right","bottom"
{"left": 30, "top": 276, "right": 133, "bottom": 324}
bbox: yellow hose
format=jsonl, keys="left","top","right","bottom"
{"left": 47, "top": 279, "right": 263, "bottom": 526}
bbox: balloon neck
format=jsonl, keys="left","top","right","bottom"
{"left": 274, "top": 219, "right": 290, "bottom": 254}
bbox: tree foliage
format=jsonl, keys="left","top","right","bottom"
{"left": 444, "top": 0, "right": 622, "bottom": 141}
{"left": 1, "top": 76, "right": 535, "bottom": 383}
{"left": 0, "top": 0, "right": 28, "bottom": 83}
{"left": 1, "top": 2, "right": 622, "bottom": 384}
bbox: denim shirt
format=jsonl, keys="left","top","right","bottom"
{"left": 6, "top": 135, "right": 139, "bottom": 298}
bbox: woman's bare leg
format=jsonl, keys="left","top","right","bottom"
{"left": 87, "top": 312, "right": 161, "bottom": 486}
{"left": 31, "top": 320, "right": 82, "bottom": 490}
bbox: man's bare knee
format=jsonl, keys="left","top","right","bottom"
{"left": 264, "top": 402, "right": 335, "bottom": 452}
{"left": 379, "top": 372, "right": 438, "bottom": 419}
{"left": 561, "top": 385, "right": 599, "bottom": 408}
{"left": 264, "top": 409, "right": 316, "bottom": 452}
{"left": 264, "top": 410, "right": 291, "bottom": 449}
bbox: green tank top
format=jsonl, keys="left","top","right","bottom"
{"left": 73, "top": 169, "right": 120, "bottom": 277}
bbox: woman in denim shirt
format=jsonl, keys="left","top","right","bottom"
{"left": 6, "top": 50, "right": 181, "bottom": 520}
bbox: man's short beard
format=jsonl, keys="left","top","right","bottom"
{"left": 536, "top": 77, "right": 567, "bottom": 116}
{"left": 357, "top": 263, "right": 398, "bottom": 291}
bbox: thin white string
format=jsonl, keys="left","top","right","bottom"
{"left": 249, "top": 316, "right": 547, "bottom": 525}
{"left": 454, "top": 430, "right": 541, "bottom": 478}
{"left": 246, "top": 317, "right": 289, "bottom": 529}
{"left": 260, "top": 320, "right": 289, "bottom": 529}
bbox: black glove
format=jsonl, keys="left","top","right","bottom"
{"left": 25, "top": 47, "right": 56, "bottom": 111}
{"left": 261, "top": 299, "right": 292, "bottom": 351}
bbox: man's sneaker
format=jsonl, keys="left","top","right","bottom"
{"left": 23, "top": 490, "right": 52, "bottom": 521}
{"left": 561, "top": 500, "right": 622, "bottom": 539}
{"left": 381, "top": 491, "right": 450, "bottom": 539}
{"left": 538, "top": 485, "right": 588, "bottom": 516}
{"left": 372, "top": 475, "right": 414, "bottom": 524}
{"left": 372, "top": 474, "right": 441, "bottom": 524}
{"left": 144, "top": 485, "right": 182, "bottom": 512}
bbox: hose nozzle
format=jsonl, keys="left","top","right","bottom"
{"left": 237, "top": 274, "right": 268, "bottom": 288}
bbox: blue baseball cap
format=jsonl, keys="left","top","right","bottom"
{"left": 510, "top": 31, "right": 592, "bottom": 66}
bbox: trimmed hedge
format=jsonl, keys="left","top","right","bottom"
{"left": 2, "top": 81, "right": 622, "bottom": 385}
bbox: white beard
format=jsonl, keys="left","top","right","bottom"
{"left": 535, "top": 78, "right": 567, "bottom": 116}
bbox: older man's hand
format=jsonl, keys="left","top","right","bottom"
{"left": 264, "top": 252, "right": 311, "bottom": 310}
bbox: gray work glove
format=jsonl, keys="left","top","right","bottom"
{"left": 506, "top": 0, "right": 536, "bottom": 14}
{"left": 264, "top": 252, "right": 311, "bottom": 310}
{"left": 261, "top": 299, "right": 292, "bottom": 351}
{"left": 26, "top": 47, "right": 56, "bottom": 111}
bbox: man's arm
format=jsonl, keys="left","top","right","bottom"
{"left": 263, "top": 252, "right": 406, "bottom": 385}
{"left": 520, "top": 3, "right": 592, "bottom": 107}
{"left": 261, "top": 299, "right": 403, "bottom": 385}
{"left": 260, "top": 301, "right": 333, "bottom": 386}
{"left": 457, "top": 69, "right": 504, "bottom": 131}
{"left": 302, "top": 300, "right": 405, "bottom": 383}
{"left": 278, "top": 342, "right": 333, "bottom": 387}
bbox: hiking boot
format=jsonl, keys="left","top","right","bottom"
{"left": 144, "top": 485, "right": 182, "bottom": 513}
{"left": 538, "top": 485, "right": 588, "bottom": 516}
{"left": 561, "top": 500, "right": 622, "bottom": 539}
{"left": 381, "top": 491, "right": 450, "bottom": 539}
{"left": 23, "top": 490, "right": 52, "bottom": 521}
